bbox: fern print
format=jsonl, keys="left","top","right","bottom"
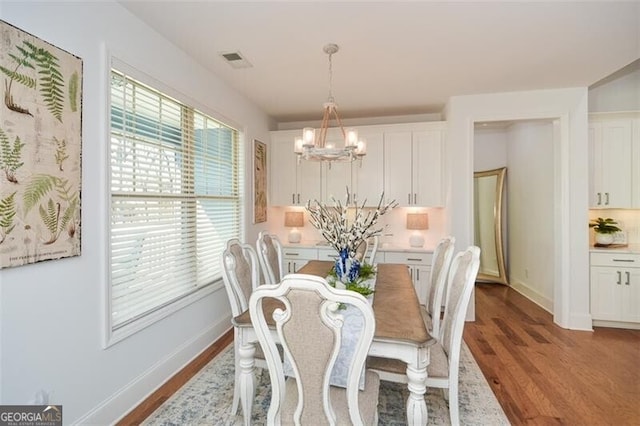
{"left": 0, "top": 191, "right": 17, "bottom": 244}
{"left": 68, "top": 71, "right": 78, "bottom": 112}
{"left": 38, "top": 198, "right": 61, "bottom": 244}
{"left": 23, "top": 174, "right": 79, "bottom": 244}
{"left": 54, "top": 136, "right": 68, "bottom": 171}
{"left": 27, "top": 41, "right": 64, "bottom": 122}
{"left": 0, "top": 40, "right": 65, "bottom": 121}
{"left": 0, "top": 128, "right": 25, "bottom": 183}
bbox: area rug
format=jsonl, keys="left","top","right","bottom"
{"left": 143, "top": 342, "right": 509, "bottom": 425}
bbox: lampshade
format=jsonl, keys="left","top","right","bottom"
{"left": 406, "top": 213, "right": 429, "bottom": 230}
{"left": 284, "top": 211, "right": 304, "bottom": 228}
{"left": 285, "top": 211, "right": 304, "bottom": 243}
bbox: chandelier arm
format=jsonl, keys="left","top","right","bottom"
{"left": 318, "top": 106, "right": 331, "bottom": 148}
{"left": 331, "top": 105, "right": 347, "bottom": 140}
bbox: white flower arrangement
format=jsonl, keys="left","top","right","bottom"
{"left": 305, "top": 188, "right": 397, "bottom": 258}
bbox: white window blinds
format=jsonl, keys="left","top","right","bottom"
{"left": 110, "top": 69, "right": 241, "bottom": 332}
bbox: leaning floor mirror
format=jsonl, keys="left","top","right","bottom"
{"left": 473, "top": 167, "right": 508, "bottom": 285}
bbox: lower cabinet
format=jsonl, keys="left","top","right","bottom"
{"left": 590, "top": 252, "right": 640, "bottom": 327}
{"left": 384, "top": 251, "right": 432, "bottom": 305}
{"left": 281, "top": 247, "right": 317, "bottom": 274}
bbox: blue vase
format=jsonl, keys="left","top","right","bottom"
{"left": 335, "top": 248, "right": 361, "bottom": 284}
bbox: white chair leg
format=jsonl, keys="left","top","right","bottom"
{"left": 449, "top": 383, "right": 460, "bottom": 426}
{"left": 231, "top": 340, "right": 240, "bottom": 415}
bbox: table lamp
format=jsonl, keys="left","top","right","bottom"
{"left": 284, "top": 211, "right": 304, "bottom": 243}
{"left": 406, "top": 213, "right": 429, "bottom": 247}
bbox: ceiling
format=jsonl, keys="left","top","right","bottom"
{"left": 119, "top": 1, "right": 640, "bottom": 123}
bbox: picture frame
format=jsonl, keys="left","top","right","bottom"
{"left": 0, "top": 20, "right": 83, "bottom": 269}
{"left": 253, "top": 139, "right": 267, "bottom": 223}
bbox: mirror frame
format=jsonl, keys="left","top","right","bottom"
{"left": 474, "top": 167, "right": 508, "bottom": 285}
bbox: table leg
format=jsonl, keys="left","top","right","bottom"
{"left": 238, "top": 339, "right": 256, "bottom": 426}
{"left": 405, "top": 353, "right": 428, "bottom": 426}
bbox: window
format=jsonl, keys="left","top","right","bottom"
{"left": 109, "top": 68, "right": 241, "bottom": 338}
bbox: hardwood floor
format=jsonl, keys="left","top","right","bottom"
{"left": 117, "top": 329, "right": 233, "bottom": 426}
{"left": 465, "top": 282, "right": 640, "bottom": 425}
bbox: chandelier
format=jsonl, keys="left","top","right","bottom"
{"left": 294, "top": 43, "right": 366, "bottom": 162}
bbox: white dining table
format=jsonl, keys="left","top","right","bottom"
{"left": 232, "top": 260, "right": 435, "bottom": 425}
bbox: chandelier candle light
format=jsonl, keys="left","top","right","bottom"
{"left": 294, "top": 44, "right": 367, "bottom": 162}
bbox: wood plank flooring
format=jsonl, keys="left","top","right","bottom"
{"left": 465, "top": 283, "right": 640, "bottom": 425}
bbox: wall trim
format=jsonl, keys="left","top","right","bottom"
{"left": 510, "top": 279, "right": 553, "bottom": 313}
{"left": 75, "top": 317, "right": 231, "bottom": 425}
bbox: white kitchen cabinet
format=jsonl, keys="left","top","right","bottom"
{"left": 351, "top": 130, "right": 384, "bottom": 207}
{"left": 384, "top": 251, "right": 432, "bottom": 304}
{"left": 590, "top": 251, "right": 640, "bottom": 328}
{"left": 270, "top": 131, "right": 321, "bottom": 206}
{"left": 281, "top": 246, "right": 318, "bottom": 274}
{"left": 383, "top": 122, "right": 445, "bottom": 207}
{"left": 588, "top": 114, "right": 639, "bottom": 208}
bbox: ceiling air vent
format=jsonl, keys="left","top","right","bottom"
{"left": 219, "top": 51, "right": 252, "bottom": 69}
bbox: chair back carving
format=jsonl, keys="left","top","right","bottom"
{"left": 221, "top": 239, "right": 260, "bottom": 317}
{"left": 426, "top": 236, "right": 456, "bottom": 336}
{"left": 249, "top": 274, "right": 376, "bottom": 425}
{"left": 256, "top": 231, "right": 284, "bottom": 284}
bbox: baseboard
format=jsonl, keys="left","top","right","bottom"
{"left": 74, "top": 316, "right": 231, "bottom": 425}
{"left": 592, "top": 320, "right": 639, "bottom": 330}
{"left": 569, "top": 313, "right": 594, "bottom": 331}
{"left": 510, "top": 279, "right": 553, "bottom": 313}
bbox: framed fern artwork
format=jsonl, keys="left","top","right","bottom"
{"left": 0, "top": 20, "right": 82, "bottom": 269}
{"left": 253, "top": 139, "right": 267, "bottom": 223}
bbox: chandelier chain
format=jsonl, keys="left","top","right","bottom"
{"left": 327, "top": 49, "right": 334, "bottom": 103}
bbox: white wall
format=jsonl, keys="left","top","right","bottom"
{"left": 507, "top": 121, "right": 555, "bottom": 311}
{"left": 589, "top": 61, "right": 640, "bottom": 113}
{"left": 0, "top": 1, "right": 272, "bottom": 423}
{"left": 445, "top": 88, "right": 591, "bottom": 330}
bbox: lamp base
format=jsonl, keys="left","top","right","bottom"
{"left": 288, "top": 229, "right": 302, "bottom": 244}
{"left": 409, "top": 234, "right": 425, "bottom": 248}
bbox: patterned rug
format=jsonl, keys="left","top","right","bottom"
{"left": 143, "top": 342, "right": 509, "bottom": 425}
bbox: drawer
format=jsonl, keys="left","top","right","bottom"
{"left": 282, "top": 247, "right": 317, "bottom": 260}
{"left": 384, "top": 251, "right": 432, "bottom": 265}
{"left": 318, "top": 248, "right": 340, "bottom": 261}
{"left": 590, "top": 252, "right": 639, "bottom": 268}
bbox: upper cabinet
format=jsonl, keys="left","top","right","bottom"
{"left": 270, "top": 121, "right": 445, "bottom": 207}
{"left": 270, "top": 130, "right": 321, "bottom": 206}
{"left": 589, "top": 113, "right": 639, "bottom": 209}
{"left": 383, "top": 122, "right": 445, "bottom": 207}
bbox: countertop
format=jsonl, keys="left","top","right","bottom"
{"left": 590, "top": 243, "right": 640, "bottom": 255}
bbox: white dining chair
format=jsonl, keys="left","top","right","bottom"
{"left": 256, "top": 231, "right": 284, "bottom": 284}
{"left": 421, "top": 236, "right": 455, "bottom": 337}
{"left": 220, "top": 238, "right": 269, "bottom": 415}
{"left": 366, "top": 246, "right": 480, "bottom": 425}
{"left": 249, "top": 273, "right": 380, "bottom": 425}
{"left": 425, "top": 245, "right": 480, "bottom": 425}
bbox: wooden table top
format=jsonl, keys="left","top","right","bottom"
{"left": 234, "top": 260, "right": 431, "bottom": 345}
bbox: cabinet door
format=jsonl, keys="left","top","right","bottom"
{"left": 384, "top": 131, "right": 413, "bottom": 206}
{"left": 600, "top": 120, "right": 632, "bottom": 207}
{"left": 590, "top": 266, "right": 623, "bottom": 321}
{"left": 412, "top": 265, "right": 431, "bottom": 305}
{"left": 322, "top": 161, "right": 352, "bottom": 204}
{"left": 352, "top": 131, "right": 384, "bottom": 207}
{"left": 621, "top": 268, "right": 640, "bottom": 322}
{"left": 414, "top": 126, "right": 444, "bottom": 207}
{"left": 270, "top": 136, "right": 299, "bottom": 206}
{"left": 296, "top": 161, "right": 321, "bottom": 206}
{"left": 590, "top": 119, "right": 633, "bottom": 208}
